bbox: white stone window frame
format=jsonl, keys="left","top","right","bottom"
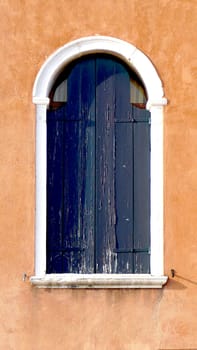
{"left": 30, "top": 36, "right": 168, "bottom": 288}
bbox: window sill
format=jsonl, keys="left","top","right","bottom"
{"left": 30, "top": 274, "right": 168, "bottom": 289}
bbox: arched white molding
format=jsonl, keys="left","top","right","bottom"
{"left": 31, "top": 36, "right": 168, "bottom": 288}
{"left": 33, "top": 36, "right": 167, "bottom": 105}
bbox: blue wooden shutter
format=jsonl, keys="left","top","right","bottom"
{"left": 47, "top": 58, "right": 95, "bottom": 273}
{"left": 95, "top": 57, "right": 150, "bottom": 273}
{"left": 47, "top": 55, "right": 150, "bottom": 274}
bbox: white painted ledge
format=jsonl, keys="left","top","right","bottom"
{"left": 30, "top": 274, "right": 168, "bottom": 289}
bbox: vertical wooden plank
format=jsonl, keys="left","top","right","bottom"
{"left": 46, "top": 108, "right": 64, "bottom": 273}
{"left": 114, "top": 61, "right": 132, "bottom": 122}
{"left": 62, "top": 121, "right": 84, "bottom": 273}
{"left": 115, "top": 123, "right": 134, "bottom": 273}
{"left": 133, "top": 107, "right": 151, "bottom": 273}
{"left": 134, "top": 253, "right": 150, "bottom": 274}
{"left": 79, "top": 58, "right": 96, "bottom": 273}
{"left": 80, "top": 58, "right": 96, "bottom": 273}
{"left": 95, "top": 57, "right": 117, "bottom": 273}
{"left": 66, "top": 61, "right": 81, "bottom": 121}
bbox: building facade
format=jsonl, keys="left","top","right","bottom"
{"left": 0, "top": 1, "right": 196, "bottom": 349}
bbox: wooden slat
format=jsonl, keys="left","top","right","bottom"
{"left": 115, "top": 122, "right": 134, "bottom": 273}
{"left": 62, "top": 121, "right": 85, "bottom": 272}
{"left": 113, "top": 60, "right": 135, "bottom": 273}
{"left": 114, "top": 60, "right": 132, "bottom": 122}
{"left": 134, "top": 252, "right": 150, "bottom": 274}
{"left": 133, "top": 107, "right": 150, "bottom": 273}
{"left": 95, "top": 57, "right": 117, "bottom": 273}
{"left": 46, "top": 114, "right": 64, "bottom": 273}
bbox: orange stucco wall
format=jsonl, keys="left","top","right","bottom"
{"left": 0, "top": 1, "right": 196, "bottom": 349}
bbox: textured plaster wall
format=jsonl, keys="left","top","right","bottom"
{"left": 0, "top": 0, "right": 196, "bottom": 349}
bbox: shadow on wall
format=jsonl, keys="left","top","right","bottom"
{"left": 166, "top": 271, "right": 197, "bottom": 290}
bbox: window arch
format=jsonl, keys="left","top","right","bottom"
{"left": 31, "top": 36, "right": 168, "bottom": 288}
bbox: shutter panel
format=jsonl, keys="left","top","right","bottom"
{"left": 133, "top": 107, "right": 150, "bottom": 273}
{"left": 47, "top": 58, "right": 95, "bottom": 273}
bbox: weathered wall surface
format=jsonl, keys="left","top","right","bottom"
{"left": 0, "top": 0, "right": 196, "bottom": 349}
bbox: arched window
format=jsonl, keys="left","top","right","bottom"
{"left": 47, "top": 54, "right": 150, "bottom": 274}
{"left": 31, "top": 36, "right": 168, "bottom": 288}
